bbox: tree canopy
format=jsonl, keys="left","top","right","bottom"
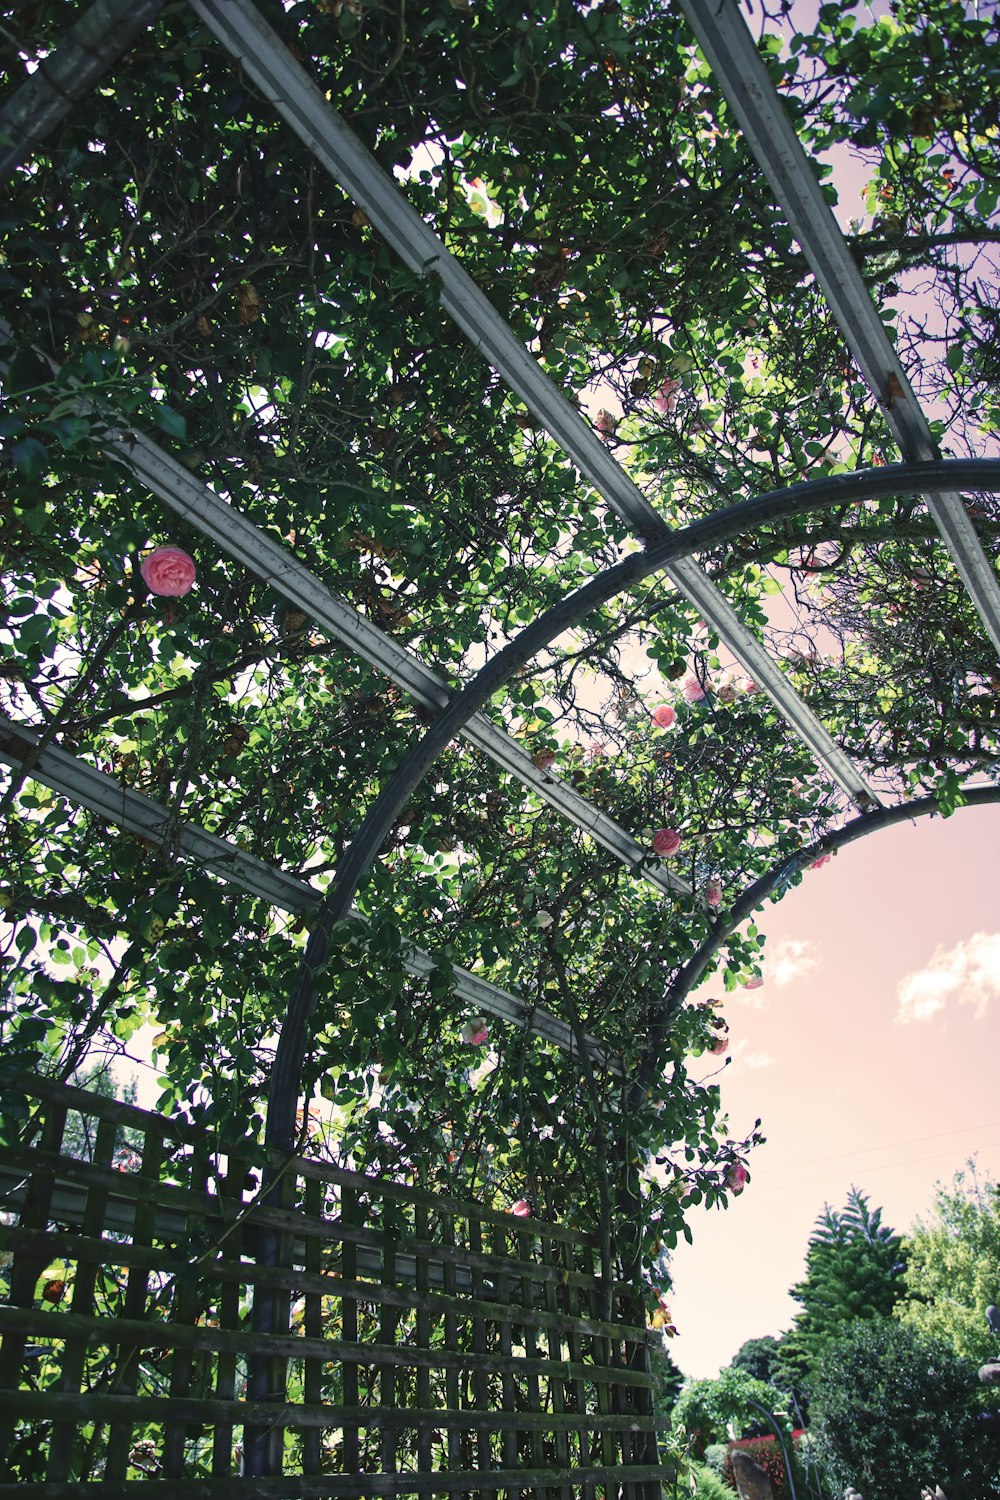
{"left": 897, "top": 1163, "right": 1000, "bottom": 1368}
{"left": 2, "top": 0, "right": 1000, "bottom": 1282}
{"left": 775, "top": 1189, "right": 907, "bottom": 1394}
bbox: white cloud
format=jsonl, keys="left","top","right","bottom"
{"left": 731, "top": 1040, "right": 774, "bottom": 1071}
{"left": 769, "top": 936, "right": 820, "bottom": 989}
{"left": 897, "top": 931, "right": 1000, "bottom": 1024}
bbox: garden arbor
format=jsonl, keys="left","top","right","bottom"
{"left": 2, "top": 0, "right": 1000, "bottom": 1491}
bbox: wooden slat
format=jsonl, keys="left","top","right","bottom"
{"left": 46, "top": 1111, "right": 119, "bottom": 1484}
{"left": 163, "top": 1143, "right": 210, "bottom": 1478}
{"left": 339, "top": 1185, "right": 360, "bottom": 1475}
{"left": 0, "top": 1304, "right": 657, "bottom": 1390}
{"left": 0, "top": 1152, "right": 607, "bottom": 1295}
{"left": 517, "top": 1223, "right": 545, "bottom": 1475}
{"left": 540, "top": 1235, "right": 572, "bottom": 1500}
{"left": 104, "top": 1128, "right": 164, "bottom": 1481}
{"left": 466, "top": 1213, "right": 493, "bottom": 1495}
{"left": 0, "top": 1097, "right": 68, "bottom": 1478}
{"left": 413, "top": 1205, "right": 433, "bottom": 1479}
{"left": 439, "top": 1211, "right": 462, "bottom": 1476}
{"left": 0, "top": 1464, "right": 678, "bottom": 1499}
{"left": 379, "top": 1228, "right": 398, "bottom": 1477}
{"left": 490, "top": 1224, "right": 518, "bottom": 1480}
{"left": 302, "top": 1173, "right": 324, "bottom": 1476}
{"left": 212, "top": 1159, "right": 246, "bottom": 1478}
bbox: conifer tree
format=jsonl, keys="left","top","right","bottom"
{"left": 776, "top": 1189, "right": 908, "bottom": 1393}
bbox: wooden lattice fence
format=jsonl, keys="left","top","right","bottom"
{"left": 0, "top": 1074, "right": 673, "bottom": 1498}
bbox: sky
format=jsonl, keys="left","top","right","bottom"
{"left": 665, "top": 800, "right": 1000, "bottom": 1378}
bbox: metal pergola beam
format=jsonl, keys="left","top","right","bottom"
{"left": 0, "top": 0, "right": 166, "bottom": 177}
{"left": 0, "top": 317, "right": 688, "bottom": 900}
{"left": 679, "top": 0, "right": 1000, "bottom": 658}
{"left": 186, "top": 0, "right": 875, "bottom": 810}
{"left": 0, "top": 716, "right": 615, "bottom": 1071}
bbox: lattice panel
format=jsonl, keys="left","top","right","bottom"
{"left": 0, "top": 1074, "right": 671, "bottom": 1498}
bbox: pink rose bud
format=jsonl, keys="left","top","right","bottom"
{"left": 726, "top": 1162, "right": 748, "bottom": 1194}
{"left": 140, "top": 546, "right": 196, "bottom": 597}
{"left": 810, "top": 852, "right": 831, "bottom": 870}
{"left": 461, "top": 1018, "right": 489, "bottom": 1046}
{"left": 652, "top": 828, "right": 681, "bottom": 858}
{"left": 704, "top": 880, "right": 722, "bottom": 908}
{"left": 682, "top": 675, "right": 706, "bottom": 703}
{"left": 510, "top": 1198, "right": 531, "bottom": 1218}
{"left": 743, "top": 976, "right": 763, "bottom": 991}
{"left": 652, "top": 704, "right": 676, "bottom": 728}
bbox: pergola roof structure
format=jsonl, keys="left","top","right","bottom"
{"left": 2, "top": 0, "right": 999, "bottom": 1151}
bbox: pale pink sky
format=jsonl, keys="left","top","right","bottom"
{"left": 667, "top": 802, "right": 1000, "bottom": 1377}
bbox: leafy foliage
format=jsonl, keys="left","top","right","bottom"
{"left": 897, "top": 1163, "right": 1000, "bottom": 1367}
{"left": 1, "top": 0, "right": 999, "bottom": 1300}
{"left": 673, "top": 1367, "right": 791, "bottom": 1458}
{"left": 810, "top": 1318, "right": 1000, "bottom": 1500}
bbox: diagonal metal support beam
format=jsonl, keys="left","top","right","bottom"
{"left": 0, "top": 317, "right": 689, "bottom": 898}
{"left": 0, "top": 0, "right": 166, "bottom": 177}
{"left": 0, "top": 715, "right": 616, "bottom": 1070}
{"left": 186, "top": 0, "right": 875, "bottom": 810}
{"left": 679, "top": 0, "right": 1000, "bottom": 658}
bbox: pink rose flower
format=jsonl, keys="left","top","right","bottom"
{"left": 461, "top": 1018, "right": 488, "bottom": 1046}
{"left": 532, "top": 748, "right": 556, "bottom": 772}
{"left": 652, "top": 704, "right": 676, "bottom": 728}
{"left": 726, "top": 1162, "right": 748, "bottom": 1194}
{"left": 652, "top": 828, "right": 681, "bottom": 858}
{"left": 654, "top": 377, "right": 679, "bottom": 414}
{"left": 810, "top": 852, "right": 831, "bottom": 870}
{"left": 704, "top": 880, "right": 722, "bottom": 908}
{"left": 743, "top": 976, "right": 763, "bottom": 991}
{"left": 595, "top": 408, "right": 618, "bottom": 437}
{"left": 140, "top": 546, "right": 196, "bottom": 597}
{"left": 510, "top": 1198, "right": 531, "bottom": 1218}
{"left": 682, "top": 675, "right": 706, "bottom": 703}
{"left": 742, "top": 678, "right": 761, "bottom": 696}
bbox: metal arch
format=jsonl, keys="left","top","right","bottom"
{"left": 186, "top": 0, "right": 875, "bottom": 810}
{"left": 638, "top": 782, "right": 1000, "bottom": 1098}
{"left": 0, "top": 715, "right": 614, "bottom": 1070}
{"left": 267, "top": 458, "right": 1000, "bottom": 1149}
{"left": 678, "top": 0, "right": 1000, "bottom": 657}
{"left": 0, "top": 0, "right": 166, "bottom": 177}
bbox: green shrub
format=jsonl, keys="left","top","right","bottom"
{"left": 688, "top": 1461, "right": 738, "bottom": 1499}
{"left": 810, "top": 1317, "right": 1000, "bottom": 1500}
{"left": 703, "top": 1443, "right": 730, "bottom": 1481}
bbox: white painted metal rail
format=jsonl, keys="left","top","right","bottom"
{"left": 0, "top": 715, "right": 616, "bottom": 1069}
{"left": 679, "top": 0, "right": 1000, "bottom": 656}
{"left": 187, "top": 0, "right": 876, "bottom": 810}
{"left": 0, "top": 320, "right": 689, "bottom": 899}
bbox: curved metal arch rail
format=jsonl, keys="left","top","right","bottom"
{"left": 268, "top": 459, "right": 1000, "bottom": 1152}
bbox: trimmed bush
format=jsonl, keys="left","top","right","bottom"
{"left": 689, "top": 1461, "right": 738, "bottom": 1499}
{"left": 810, "top": 1317, "right": 1000, "bottom": 1500}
